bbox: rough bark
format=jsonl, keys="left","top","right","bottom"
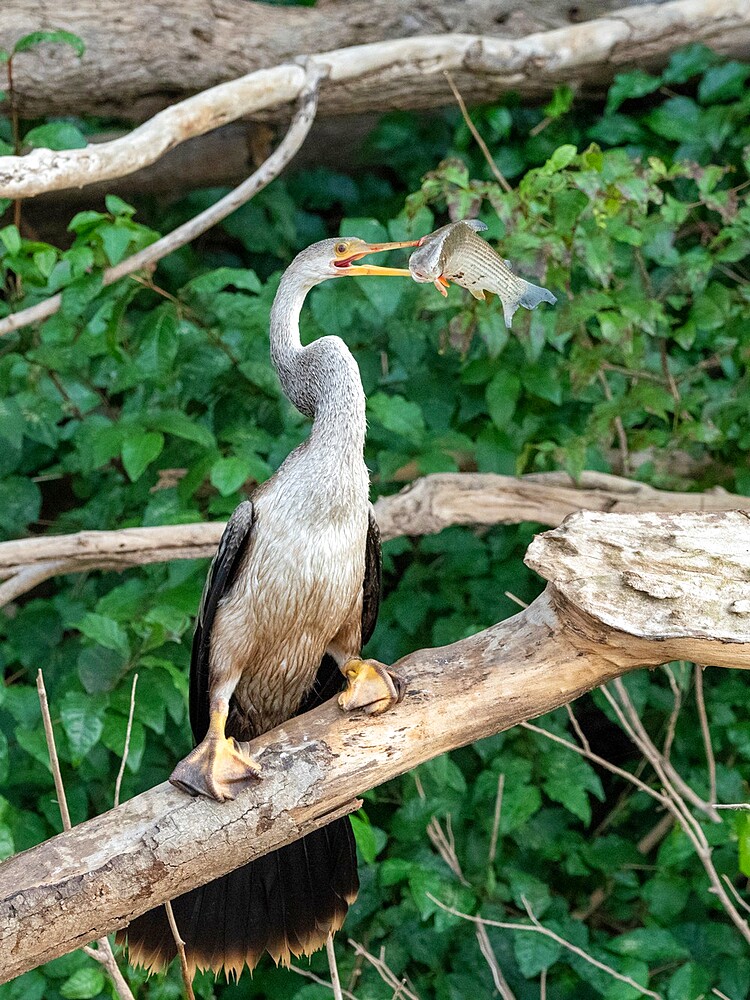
{"left": 2, "top": 509, "right": 750, "bottom": 982}
{"left": 0, "top": 471, "right": 743, "bottom": 608}
{"left": 2, "top": 0, "right": 750, "bottom": 198}
{"left": 2, "top": 0, "right": 670, "bottom": 122}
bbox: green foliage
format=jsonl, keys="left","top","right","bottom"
{"left": 2, "top": 48, "right": 750, "bottom": 1000}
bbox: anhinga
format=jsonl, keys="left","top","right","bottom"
{"left": 119, "top": 236, "right": 416, "bottom": 976}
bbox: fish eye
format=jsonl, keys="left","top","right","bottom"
{"left": 335, "top": 242, "right": 348, "bottom": 256}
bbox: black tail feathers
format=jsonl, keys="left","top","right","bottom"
{"left": 117, "top": 818, "right": 358, "bottom": 977}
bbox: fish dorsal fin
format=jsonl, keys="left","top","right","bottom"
{"left": 464, "top": 220, "right": 488, "bottom": 233}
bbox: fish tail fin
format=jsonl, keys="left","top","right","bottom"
{"left": 116, "top": 819, "right": 358, "bottom": 977}
{"left": 518, "top": 279, "right": 557, "bottom": 312}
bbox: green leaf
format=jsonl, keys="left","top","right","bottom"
{"left": 210, "top": 456, "right": 251, "bottom": 496}
{"left": 76, "top": 612, "right": 131, "bottom": 657}
{"left": 542, "top": 144, "right": 577, "bottom": 173}
{"left": 609, "top": 927, "right": 689, "bottom": 963}
{"left": 121, "top": 431, "right": 164, "bottom": 481}
{"left": 60, "top": 691, "right": 107, "bottom": 765}
{"left": 666, "top": 962, "right": 711, "bottom": 1000}
{"left": 542, "top": 751, "right": 603, "bottom": 824}
{"left": 605, "top": 69, "right": 662, "bottom": 114}
{"left": 698, "top": 61, "right": 750, "bottom": 104}
{"left": 0, "top": 728, "right": 8, "bottom": 785}
{"left": 513, "top": 925, "right": 563, "bottom": 977}
{"left": 59, "top": 966, "right": 105, "bottom": 999}
{"left": 0, "top": 477, "right": 41, "bottom": 536}
{"left": 13, "top": 29, "right": 85, "bottom": 58}
{"left": 0, "top": 224, "right": 21, "bottom": 255}
{"left": 543, "top": 85, "right": 574, "bottom": 120}
{"left": 23, "top": 122, "right": 87, "bottom": 151}
{"left": 485, "top": 370, "right": 521, "bottom": 428}
{"left": 78, "top": 646, "right": 128, "bottom": 694}
{"left": 661, "top": 43, "right": 718, "bottom": 85}
{"left": 150, "top": 410, "right": 215, "bottom": 449}
{"left": 368, "top": 392, "right": 425, "bottom": 444}
{"left": 645, "top": 97, "right": 701, "bottom": 142}
{"left": 350, "top": 812, "right": 378, "bottom": 863}
{"left": 99, "top": 223, "right": 133, "bottom": 266}
{"left": 104, "top": 194, "right": 136, "bottom": 217}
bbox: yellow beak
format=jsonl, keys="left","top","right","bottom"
{"left": 336, "top": 239, "right": 419, "bottom": 277}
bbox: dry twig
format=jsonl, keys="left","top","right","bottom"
{"left": 326, "top": 935, "right": 344, "bottom": 1000}
{"left": 694, "top": 666, "right": 717, "bottom": 804}
{"left": 164, "top": 901, "right": 196, "bottom": 1000}
{"left": 444, "top": 70, "right": 512, "bottom": 193}
{"left": 488, "top": 772, "right": 505, "bottom": 867}
{"left": 36, "top": 670, "right": 135, "bottom": 1000}
{"left": 113, "top": 673, "right": 138, "bottom": 809}
{"left": 427, "top": 893, "right": 663, "bottom": 1000}
{"left": 289, "top": 962, "right": 358, "bottom": 1000}
{"left": 347, "top": 939, "right": 420, "bottom": 1000}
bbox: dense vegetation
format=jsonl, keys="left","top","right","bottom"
{"left": 2, "top": 40, "right": 750, "bottom": 1000}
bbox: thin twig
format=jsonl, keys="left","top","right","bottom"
{"left": 721, "top": 875, "right": 750, "bottom": 918}
{"left": 565, "top": 703, "right": 591, "bottom": 754}
{"left": 427, "top": 894, "right": 662, "bottom": 1000}
{"left": 37, "top": 670, "right": 135, "bottom": 1000}
{"left": 114, "top": 673, "right": 138, "bottom": 808}
{"left": 662, "top": 664, "right": 682, "bottom": 762}
{"left": 694, "top": 666, "right": 717, "bottom": 804}
{"left": 607, "top": 679, "right": 720, "bottom": 822}
{"left": 475, "top": 922, "right": 518, "bottom": 999}
{"left": 326, "top": 934, "right": 344, "bottom": 1000}
{"left": 164, "top": 900, "right": 196, "bottom": 1000}
{"left": 504, "top": 591, "right": 529, "bottom": 609}
{"left": 0, "top": 64, "right": 326, "bottom": 339}
{"left": 290, "top": 963, "right": 359, "bottom": 1000}
{"left": 347, "top": 939, "right": 421, "bottom": 1000}
{"left": 712, "top": 990, "right": 733, "bottom": 1000}
{"left": 488, "top": 772, "right": 505, "bottom": 866}
{"left": 540, "top": 968, "right": 547, "bottom": 1000}
{"left": 444, "top": 70, "right": 512, "bottom": 193}
{"left": 36, "top": 670, "right": 71, "bottom": 830}
{"left": 597, "top": 370, "right": 630, "bottom": 475}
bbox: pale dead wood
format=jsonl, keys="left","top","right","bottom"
{"left": 113, "top": 673, "right": 138, "bottom": 810}
{"left": 326, "top": 935, "right": 344, "bottom": 1000}
{"left": 1, "top": 0, "right": 749, "bottom": 198}
{"left": 347, "top": 940, "right": 421, "bottom": 1000}
{"left": 163, "top": 901, "right": 196, "bottom": 1000}
{"left": 3, "top": 511, "right": 750, "bottom": 981}
{"left": 0, "top": 470, "right": 746, "bottom": 608}
{"left": 0, "top": 65, "right": 323, "bottom": 338}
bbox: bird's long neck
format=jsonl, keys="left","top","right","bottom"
{"left": 269, "top": 268, "right": 366, "bottom": 457}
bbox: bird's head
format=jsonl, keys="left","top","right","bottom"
{"left": 291, "top": 237, "right": 419, "bottom": 285}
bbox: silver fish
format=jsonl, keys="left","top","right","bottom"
{"left": 408, "top": 220, "right": 557, "bottom": 328}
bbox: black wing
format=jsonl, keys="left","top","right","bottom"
{"left": 298, "top": 506, "right": 382, "bottom": 713}
{"left": 189, "top": 500, "right": 255, "bottom": 743}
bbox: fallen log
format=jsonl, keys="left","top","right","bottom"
{"left": 1, "top": 509, "right": 749, "bottom": 982}
{"left": 2, "top": 0, "right": 749, "bottom": 198}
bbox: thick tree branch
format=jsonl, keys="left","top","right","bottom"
{"left": 1, "top": 510, "right": 750, "bottom": 982}
{"left": 1, "top": 0, "right": 749, "bottom": 198}
{"left": 0, "top": 65, "right": 323, "bottom": 338}
{"left": 0, "top": 471, "right": 743, "bottom": 606}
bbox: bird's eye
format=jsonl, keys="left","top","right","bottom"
{"left": 335, "top": 242, "right": 348, "bottom": 255}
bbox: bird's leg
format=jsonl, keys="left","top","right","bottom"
{"left": 338, "top": 658, "right": 405, "bottom": 716}
{"left": 169, "top": 697, "right": 261, "bottom": 802}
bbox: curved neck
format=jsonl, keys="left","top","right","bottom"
{"left": 269, "top": 266, "right": 366, "bottom": 455}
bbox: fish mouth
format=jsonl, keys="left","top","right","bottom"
{"left": 333, "top": 240, "right": 419, "bottom": 277}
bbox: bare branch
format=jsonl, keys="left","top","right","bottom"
{"left": 488, "top": 772, "right": 505, "bottom": 867}
{"left": 2, "top": 0, "right": 749, "bottom": 194}
{"left": 694, "top": 666, "right": 717, "bottom": 804}
{"left": 164, "top": 901, "right": 196, "bottom": 1000}
{"left": 1, "top": 471, "right": 747, "bottom": 609}
{"left": 290, "top": 962, "right": 359, "bottom": 1000}
{"left": 0, "top": 64, "right": 324, "bottom": 338}
{"left": 444, "top": 70, "right": 511, "bottom": 193}
{"left": 326, "top": 935, "right": 344, "bottom": 1000}
{"left": 347, "top": 940, "right": 420, "bottom": 1000}
{"left": 4, "top": 512, "right": 750, "bottom": 980}
{"left": 475, "top": 922, "right": 517, "bottom": 1000}
{"left": 114, "top": 673, "right": 138, "bottom": 809}
{"left": 426, "top": 894, "right": 662, "bottom": 1000}
{"left": 36, "top": 670, "right": 135, "bottom": 1000}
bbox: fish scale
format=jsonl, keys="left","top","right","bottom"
{"left": 408, "top": 220, "right": 557, "bottom": 328}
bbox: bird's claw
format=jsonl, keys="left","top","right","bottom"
{"left": 338, "top": 658, "right": 405, "bottom": 716}
{"left": 170, "top": 735, "right": 261, "bottom": 802}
